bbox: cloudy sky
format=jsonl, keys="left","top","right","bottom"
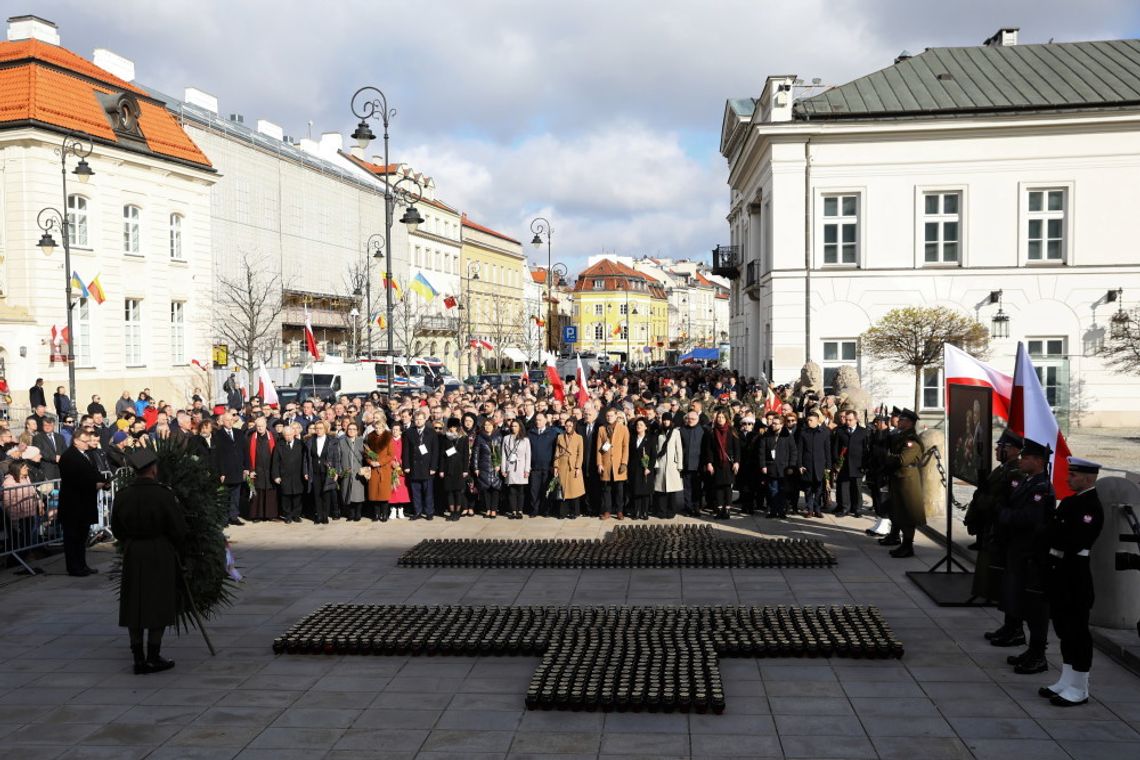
{"left": 32, "top": 0, "right": 1140, "bottom": 274}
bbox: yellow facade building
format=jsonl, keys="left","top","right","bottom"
{"left": 459, "top": 214, "right": 526, "bottom": 375}
{"left": 572, "top": 259, "right": 668, "bottom": 367}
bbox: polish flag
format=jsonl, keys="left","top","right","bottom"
{"left": 236, "top": 368, "right": 249, "bottom": 400}
{"left": 303, "top": 306, "right": 320, "bottom": 361}
{"left": 520, "top": 362, "right": 530, "bottom": 387}
{"left": 257, "top": 360, "right": 279, "bottom": 408}
{"left": 574, "top": 354, "right": 589, "bottom": 407}
{"left": 944, "top": 344, "right": 1012, "bottom": 421}
{"left": 545, "top": 355, "right": 566, "bottom": 402}
{"left": 1009, "top": 342, "right": 1072, "bottom": 498}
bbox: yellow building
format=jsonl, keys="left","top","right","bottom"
{"left": 459, "top": 214, "right": 526, "bottom": 376}
{"left": 572, "top": 259, "right": 668, "bottom": 367}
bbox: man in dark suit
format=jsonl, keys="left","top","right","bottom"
{"left": 272, "top": 423, "right": 310, "bottom": 523}
{"left": 831, "top": 409, "right": 868, "bottom": 517}
{"left": 213, "top": 412, "right": 247, "bottom": 526}
{"left": 306, "top": 420, "right": 338, "bottom": 523}
{"left": 678, "top": 410, "right": 706, "bottom": 517}
{"left": 33, "top": 417, "right": 67, "bottom": 481}
{"left": 403, "top": 409, "right": 439, "bottom": 520}
{"left": 576, "top": 403, "right": 602, "bottom": 517}
{"left": 58, "top": 429, "right": 110, "bottom": 576}
{"left": 29, "top": 378, "right": 46, "bottom": 410}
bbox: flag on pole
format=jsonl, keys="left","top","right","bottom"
{"left": 532, "top": 315, "right": 546, "bottom": 327}
{"left": 410, "top": 272, "right": 439, "bottom": 302}
{"left": 256, "top": 359, "right": 279, "bottom": 408}
{"left": 611, "top": 323, "right": 622, "bottom": 337}
{"left": 443, "top": 295, "right": 457, "bottom": 309}
{"left": 944, "top": 344, "right": 1013, "bottom": 421}
{"left": 381, "top": 276, "right": 402, "bottom": 298}
{"left": 87, "top": 274, "right": 106, "bottom": 304}
{"left": 303, "top": 306, "right": 321, "bottom": 360}
{"left": 1009, "top": 342, "right": 1073, "bottom": 498}
{"left": 191, "top": 358, "right": 207, "bottom": 372}
{"left": 545, "top": 355, "right": 566, "bottom": 402}
{"left": 520, "top": 362, "right": 530, "bottom": 387}
{"left": 574, "top": 354, "right": 589, "bottom": 407}
{"left": 70, "top": 271, "right": 90, "bottom": 299}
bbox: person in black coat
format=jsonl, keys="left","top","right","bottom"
{"left": 700, "top": 410, "right": 741, "bottom": 520}
{"left": 735, "top": 417, "right": 763, "bottom": 514}
{"left": 53, "top": 386, "right": 73, "bottom": 420}
{"left": 576, "top": 405, "right": 603, "bottom": 517}
{"left": 797, "top": 410, "right": 832, "bottom": 518}
{"left": 212, "top": 413, "right": 247, "bottom": 526}
{"left": 761, "top": 415, "right": 798, "bottom": 519}
{"left": 272, "top": 424, "right": 310, "bottom": 523}
{"left": 306, "top": 420, "right": 339, "bottom": 524}
{"left": 403, "top": 409, "right": 439, "bottom": 520}
{"left": 33, "top": 417, "right": 67, "bottom": 481}
{"left": 29, "top": 378, "right": 46, "bottom": 410}
{"left": 627, "top": 417, "right": 657, "bottom": 520}
{"left": 678, "top": 411, "right": 706, "bottom": 517}
{"left": 437, "top": 418, "right": 470, "bottom": 521}
{"left": 473, "top": 419, "right": 503, "bottom": 517}
{"left": 831, "top": 410, "right": 868, "bottom": 517}
{"left": 57, "top": 429, "right": 110, "bottom": 576}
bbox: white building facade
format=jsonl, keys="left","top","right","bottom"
{"left": 720, "top": 31, "right": 1140, "bottom": 427}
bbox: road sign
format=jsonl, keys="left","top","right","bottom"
{"left": 563, "top": 325, "right": 578, "bottom": 344}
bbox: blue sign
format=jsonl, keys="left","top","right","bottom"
{"left": 563, "top": 325, "right": 578, "bottom": 344}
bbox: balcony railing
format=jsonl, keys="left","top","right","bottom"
{"left": 416, "top": 314, "right": 461, "bottom": 333}
{"left": 711, "top": 245, "right": 740, "bottom": 279}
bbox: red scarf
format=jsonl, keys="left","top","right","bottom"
{"left": 248, "top": 431, "right": 275, "bottom": 469}
{"left": 713, "top": 422, "right": 731, "bottom": 463}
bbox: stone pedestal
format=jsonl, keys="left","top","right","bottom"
{"left": 1090, "top": 477, "right": 1140, "bottom": 630}
{"left": 918, "top": 429, "right": 946, "bottom": 523}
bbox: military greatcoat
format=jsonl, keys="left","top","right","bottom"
{"left": 111, "top": 477, "right": 187, "bottom": 629}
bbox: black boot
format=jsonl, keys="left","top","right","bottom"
{"left": 990, "top": 629, "right": 1027, "bottom": 648}
{"left": 146, "top": 642, "right": 175, "bottom": 674}
{"left": 131, "top": 645, "right": 152, "bottom": 675}
{"left": 1014, "top": 652, "right": 1048, "bottom": 675}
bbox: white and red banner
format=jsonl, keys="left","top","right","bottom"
{"left": 256, "top": 359, "right": 279, "bottom": 408}
{"left": 545, "top": 355, "right": 566, "bottom": 402}
{"left": 944, "top": 344, "right": 1012, "bottom": 420}
{"left": 303, "top": 306, "right": 320, "bottom": 361}
{"left": 1009, "top": 342, "right": 1072, "bottom": 498}
{"left": 520, "top": 362, "right": 530, "bottom": 387}
{"left": 575, "top": 354, "right": 589, "bottom": 407}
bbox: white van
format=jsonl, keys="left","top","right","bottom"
{"left": 295, "top": 359, "right": 377, "bottom": 399}
{"left": 360, "top": 357, "right": 426, "bottom": 391}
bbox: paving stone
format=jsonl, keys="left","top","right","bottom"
{"left": 775, "top": 713, "right": 866, "bottom": 736}
{"left": 421, "top": 729, "right": 516, "bottom": 752}
{"left": 599, "top": 731, "right": 689, "bottom": 755}
{"left": 269, "top": 706, "right": 361, "bottom": 728}
{"left": 332, "top": 728, "right": 429, "bottom": 752}
{"left": 947, "top": 716, "right": 1049, "bottom": 739}
{"left": 779, "top": 734, "right": 877, "bottom": 758}
{"left": 965, "top": 738, "right": 1072, "bottom": 760}
{"left": 82, "top": 722, "right": 182, "bottom": 745}
{"left": 245, "top": 726, "right": 346, "bottom": 749}
{"left": 435, "top": 709, "right": 523, "bottom": 731}
{"left": 689, "top": 732, "right": 782, "bottom": 757}
{"left": 506, "top": 731, "right": 602, "bottom": 754}
{"left": 872, "top": 736, "right": 973, "bottom": 759}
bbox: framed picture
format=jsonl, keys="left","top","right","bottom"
{"left": 947, "top": 383, "right": 992, "bottom": 486}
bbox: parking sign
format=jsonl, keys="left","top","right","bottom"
{"left": 563, "top": 325, "right": 578, "bottom": 344}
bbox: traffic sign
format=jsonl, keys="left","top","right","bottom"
{"left": 563, "top": 325, "right": 578, "bottom": 344}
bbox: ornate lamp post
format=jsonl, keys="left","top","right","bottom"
{"left": 350, "top": 86, "right": 425, "bottom": 396}
{"left": 363, "top": 233, "right": 384, "bottom": 358}
{"left": 530, "top": 217, "right": 565, "bottom": 356}
{"left": 35, "top": 131, "right": 95, "bottom": 405}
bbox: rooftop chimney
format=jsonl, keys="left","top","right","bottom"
{"left": 319, "top": 132, "right": 343, "bottom": 154}
{"left": 256, "top": 119, "right": 284, "bottom": 141}
{"left": 7, "top": 14, "right": 59, "bottom": 44}
{"left": 92, "top": 48, "right": 135, "bottom": 82}
{"left": 983, "top": 27, "right": 1019, "bottom": 47}
{"left": 184, "top": 87, "right": 218, "bottom": 114}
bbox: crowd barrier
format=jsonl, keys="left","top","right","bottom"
{"left": 1, "top": 469, "right": 120, "bottom": 575}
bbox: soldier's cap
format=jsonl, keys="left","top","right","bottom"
{"left": 897, "top": 408, "right": 920, "bottom": 423}
{"left": 890, "top": 406, "right": 902, "bottom": 417}
{"left": 1067, "top": 456, "right": 1102, "bottom": 474}
{"left": 997, "top": 429, "right": 1024, "bottom": 448}
{"left": 126, "top": 448, "right": 158, "bottom": 471}
{"left": 872, "top": 414, "right": 887, "bottom": 423}
{"left": 1020, "top": 438, "right": 1052, "bottom": 458}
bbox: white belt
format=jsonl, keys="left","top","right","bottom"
{"left": 1049, "top": 548, "right": 1089, "bottom": 558}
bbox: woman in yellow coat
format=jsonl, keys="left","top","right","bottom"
{"left": 553, "top": 413, "right": 585, "bottom": 519}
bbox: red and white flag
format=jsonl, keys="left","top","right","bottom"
{"left": 574, "top": 354, "right": 589, "bottom": 407}
{"left": 545, "top": 355, "right": 565, "bottom": 402}
{"left": 303, "top": 306, "right": 320, "bottom": 361}
{"left": 1009, "top": 342, "right": 1072, "bottom": 498}
{"left": 236, "top": 368, "right": 249, "bottom": 400}
{"left": 520, "top": 362, "right": 530, "bottom": 387}
{"left": 944, "top": 344, "right": 1012, "bottom": 421}
{"left": 256, "top": 359, "right": 279, "bottom": 408}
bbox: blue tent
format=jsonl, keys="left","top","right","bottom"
{"left": 679, "top": 348, "right": 719, "bottom": 363}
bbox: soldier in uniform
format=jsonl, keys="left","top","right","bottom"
{"left": 110, "top": 449, "right": 187, "bottom": 675}
{"left": 1040, "top": 456, "right": 1104, "bottom": 706}
{"left": 878, "top": 409, "right": 924, "bottom": 558}
{"left": 967, "top": 430, "right": 1023, "bottom": 606}
{"left": 995, "top": 438, "right": 1055, "bottom": 675}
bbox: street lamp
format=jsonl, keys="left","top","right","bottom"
{"left": 34, "top": 131, "right": 95, "bottom": 405}
{"left": 463, "top": 262, "right": 480, "bottom": 379}
{"left": 530, "top": 217, "right": 565, "bottom": 357}
{"left": 351, "top": 86, "right": 426, "bottom": 396}
{"left": 363, "top": 233, "right": 384, "bottom": 358}
{"left": 349, "top": 307, "right": 360, "bottom": 356}
{"left": 989, "top": 290, "right": 1010, "bottom": 339}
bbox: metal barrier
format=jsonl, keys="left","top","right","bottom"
{"left": 1, "top": 468, "right": 122, "bottom": 575}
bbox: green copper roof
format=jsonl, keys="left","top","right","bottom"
{"left": 794, "top": 39, "right": 1140, "bottom": 120}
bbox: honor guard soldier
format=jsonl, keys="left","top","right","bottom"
{"left": 1040, "top": 456, "right": 1105, "bottom": 706}
{"left": 969, "top": 430, "right": 1023, "bottom": 609}
{"left": 878, "top": 409, "right": 925, "bottom": 558}
{"left": 110, "top": 448, "right": 188, "bottom": 675}
{"left": 996, "top": 438, "right": 1056, "bottom": 675}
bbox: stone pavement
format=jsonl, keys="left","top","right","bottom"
{"left": 1, "top": 511, "right": 1138, "bottom": 760}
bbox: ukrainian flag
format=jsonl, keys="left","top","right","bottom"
{"left": 410, "top": 272, "right": 438, "bottom": 302}
{"left": 70, "top": 271, "right": 90, "bottom": 299}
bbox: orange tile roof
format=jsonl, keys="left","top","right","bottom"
{"left": 530, "top": 268, "right": 547, "bottom": 284}
{"left": 0, "top": 39, "right": 211, "bottom": 168}
{"left": 342, "top": 150, "right": 401, "bottom": 175}
{"left": 461, "top": 213, "right": 520, "bottom": 244}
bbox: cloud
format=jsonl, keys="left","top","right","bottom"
{"left": 29, "top": 0, "right": 1140, "bottom": 272}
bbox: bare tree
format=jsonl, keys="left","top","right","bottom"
{"left": 390, "top": 293, "right": 432, "bottom": 359}
{"left": 1099, "top": 309, "right": 1140, "bottom": 375}
{"left": 214, "top": 253, "right": 285, "bottom": 388}
{"left": 519, "top": 313, "right": 544, "bottom": 363}
{"left": 483, "top": 291, "right": 525, "bottom": 371}
{"left": 338, "top": 259, "right": 368, "bottom": 358}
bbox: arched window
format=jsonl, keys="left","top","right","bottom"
{"left": 169, "top": 213, "right": 184, "bottom": 259}
{"left": 67, "top": 195, "right": 88, "bottom": 247}
{"left": 123, "top": 205, "right": 141, "bottom": 254}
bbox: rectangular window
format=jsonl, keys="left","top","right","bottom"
{"left": 619, "top": 303, "right": 628, "bottom": 316}
{"left": 73, "top": 297, "right": 92, "bottom": 367}
{"left": 1028, "top": 337, "right": 1066, "bottom": 407}
{"left": 593, "top": 279, "right": 604, "bottom": 290}
{"left": 170, "top": 302, "right": 186, "bottom": 365}
{"left": 68, "top": 195, "right": 88, "bottom": 247}
{"left": 593, "top": 323, "right": 604, "bottom": 340}
{"left": 922, "top": 367, "right": 944, "bottom": 410}
{"left": 169, "top": 214, "right": 183, "bottom": 259}
{"left": 124, "top": 298, "right": 143, "bottom": 365}
{"left": 123, "top": 205, "right": 141, "bottom": 255}
{"left": 821, "top": 194, "right": 858, "bottom": 265}
{"left": 923, "top": 192, "right": 960, "bottom": 264}
{"left": 821, "top": 339, "right": 858, "bottom": 392}
{"left": 593, "top": 304, "right": 603, "bottom": 316}
{"left": 1026, "top": 189, "right": 1066, "bottom": 262}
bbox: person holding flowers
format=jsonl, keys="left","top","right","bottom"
{"left": 337, "top": 420, "right": 367, "bottom": 522}
{"left": 474, "top": 417, "right": 503, "bottom": 518}
{"left": 387, "top": 422, "right": 410, "bottom": 519}
{"left": 306, "top": 420, "right": 339, "bottom": 524}
{"left": 628, "top": 417, "right": 657, "bottom": 520}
